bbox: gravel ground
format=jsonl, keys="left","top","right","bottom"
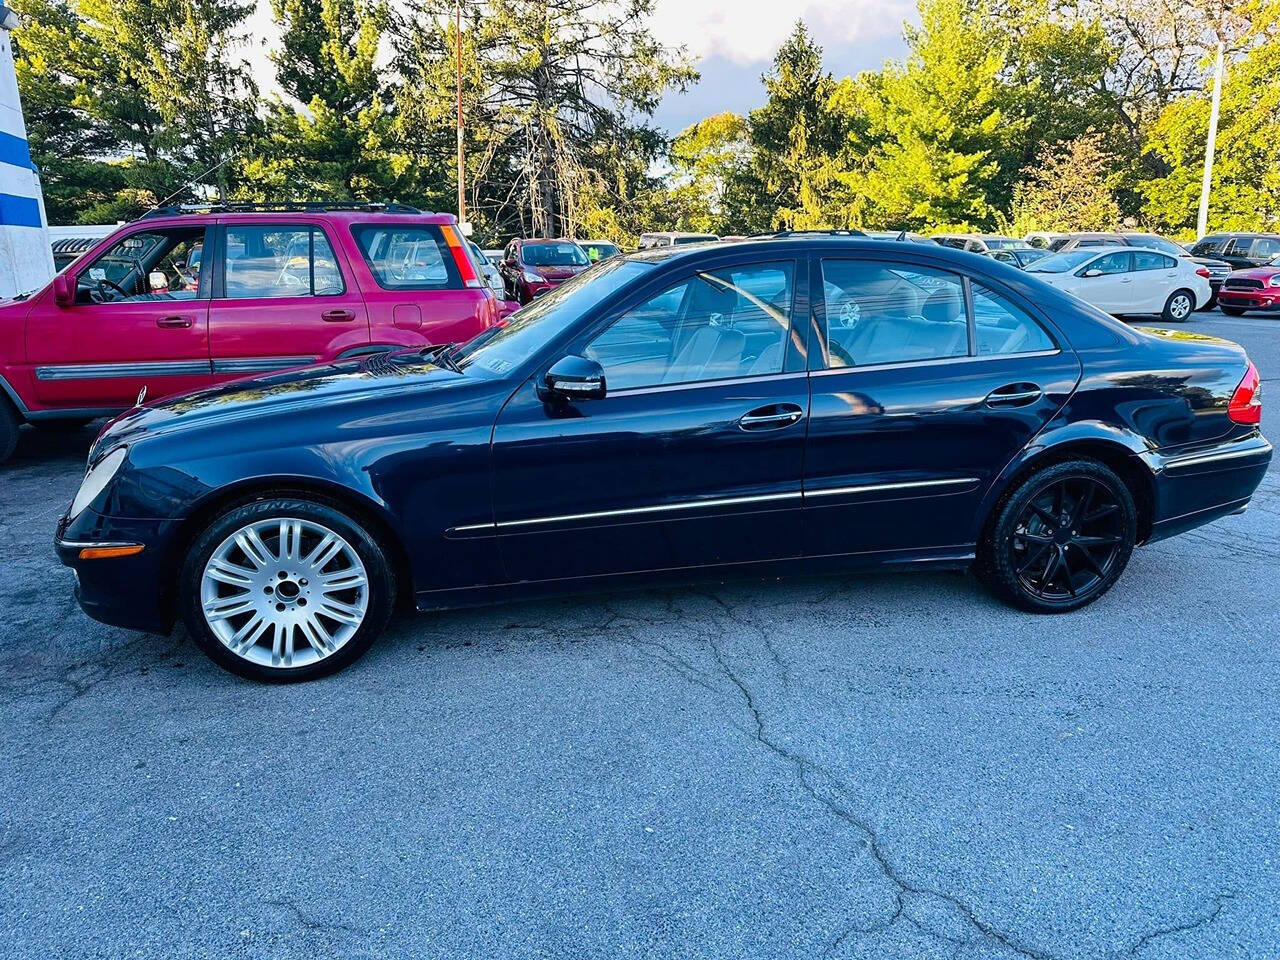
{"left": 2, "top": 308, "right": 1278, "bottom": 960}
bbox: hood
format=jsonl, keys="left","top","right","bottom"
{"left": 530, "top": 264, "right": 587, "bottom": 281}
{"left": 1190, "top": 255, "right": 1231, "bottom": 270}
{"left": 93, "top": 350, "right": 468, "bottom": 455}
{"left": 1227, "top": 265, "right": 1280, "bottom": 281}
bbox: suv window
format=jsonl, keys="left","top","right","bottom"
{"left": 585, "top": 261, "right": 794, "bottom": 390}
{"left": 352, "top": 224, "right": 458, "bottom": 290}
{"left": 76, "top": 227, "right": 206, "bottom": 304}
{"left": 1133, "top": 251, "right": 1175, "bottom": 271}
{"left": 1192, "top": 237, "right": 1226, "bottom": 256}
{"left": 821, "top": 261, "right": 968, "bottom": 367}
{"left": 223, "top": 225, "right": 344, "bottom": 299}
{"left": 971, "top": 282, "right": 1055, "bottom": 355}
{"left": 1251, "top": 237, "right": 1280, "bottom": 258}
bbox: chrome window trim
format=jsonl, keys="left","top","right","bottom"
{"left": 449, "top": 476, "right": 980, "bottom": 535}
{"left": 35, "top": 360, "right": 213, "bottom": 381}
{"left": 809, "top": 349, "right": 1061, "bottom": 378}
{"left": 212, "top": 356, "right": 318, "bottom": 374}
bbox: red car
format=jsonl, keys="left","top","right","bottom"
{"left": 1217, "top": 254, "right": 1280, "bottom": 316}
{"left": 498, "top": 238, "right": 591, "bottom": 304}
{"left": 0, "top": 204, "right": 501, "bottom": 462}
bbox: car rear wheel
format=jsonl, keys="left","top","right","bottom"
{"left": 0, "top": 400, "right": 19, "bottom": 463}
{"left": 1161, "top": 289, "right": 1195, "bottom": 323}
{"left": 179, "top": 498, "right": 395, "bottom": 682}
{"left": 1220, "top": 305, "right": 1247, "bottom": 317}
{"left": 979, "top": 460, "right": 1137, "bottom": 613}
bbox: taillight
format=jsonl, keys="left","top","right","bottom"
{"left": 1228, "top": 362, "right": 1262, "bottom": 425}
{"left": 1196, "top": 267, "right": 1211, "bottom": 278}
{"left": 441, "top": 225, "right": 484, "bottom": 289}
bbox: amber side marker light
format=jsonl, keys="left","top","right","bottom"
{"left": 78, "top": 544, "right": 144, "bottom": 560}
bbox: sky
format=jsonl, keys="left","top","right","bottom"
{"left": 244, "top": 0, "right": 914, "bottom": 135}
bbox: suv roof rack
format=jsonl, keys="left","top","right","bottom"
{"left": 751, "top": 229, "right": 868, "bottom": 239}
{"left": 141, "top": 201, "right": 426, "bottom": 218}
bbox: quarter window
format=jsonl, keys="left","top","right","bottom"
{"left": 971, "top": 283, "right": 1055, "bottom": 355}
{"left": 585, "top": 261, "right": 794, "bottom": 390}
{"left": 352, "top": 225, "right": 457, "bottom": 290}
{"left": 820, "top": 261, "right": 968, "bottom": 367}
{"left": 223, "top": 226, "right": 344, "bottom": 299}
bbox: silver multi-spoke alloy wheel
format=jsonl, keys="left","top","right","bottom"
{"left": 1168, "top": 291, "right": 1193, "bottom": 320}
{"left": 199, "top": 517, "right": 370, "bottom": 670}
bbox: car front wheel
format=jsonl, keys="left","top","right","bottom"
{"left": 179, "top": 498, "right": 395, "bottom": 682}
{"left": 1220, "top": 305, "right": 1247, "bottom": 317}
{"left": 979, "top": 460, "right": 1137, "bottom": 613}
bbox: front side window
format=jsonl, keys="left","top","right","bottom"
{"left": 971, "top": 283, "right": 1055, "bottom": 355}
{"left": 352, "top": 225, "right": 456, "bottom": 290}
{"left": 1133, "top": 251, "right": 1176, "bottom": 271}
{"left": 585, "top": 261, "right": 794, "bottom": 390}
{"left": 821, "top": 261, "right": 968, "bottom": 367}
{"left": 76, "top": 227, "right": 206, "bottom": 304}
{"left": 521, "top": 242, "right": 589, "bottom": 268}
{"left": 1088, "top": 252, "right": 1131, "bottom": 275}
{"left": 223, "top": 226, "right": 345, "bottom": 299}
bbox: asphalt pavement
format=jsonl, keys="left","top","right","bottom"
{"left": 2, "top": 307, "right": 1278, "bottom": 960}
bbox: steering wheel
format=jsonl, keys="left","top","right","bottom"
{"left": 89, "top": 278, "right": 130, "bottom": 304}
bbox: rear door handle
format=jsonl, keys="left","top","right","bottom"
{"left": 985, "top": 383, "right": 1043, "bottom": 408}
{"left": 156, "top": 315, "right": 193, "bottom": 328}
{"left": 739, "top": 403, "right": 805, "bottom": 430}
{"left": 322, "top": 309, "right": 356, "bottom": 322}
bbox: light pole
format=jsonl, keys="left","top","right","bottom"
{"left": 1196, "top": 39, "right": 1225, "bottom": 240}
{"left": 455, "top": 0, "right": 466, "bottom": 229}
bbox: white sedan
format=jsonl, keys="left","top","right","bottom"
{"left": 1024, "top": 246, "right": 1212, "bottom": 322}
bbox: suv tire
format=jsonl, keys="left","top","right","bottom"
{"left": 0, "top": 400, "right": 19, "bottom": 464}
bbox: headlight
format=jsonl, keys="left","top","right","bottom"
{"left": 1269, "top": 275, "right": 1280, "bottom": 287}
{"left": 68, "top": 446, "right": 128, "bottom": 520}
{"left": 523, "top": 270, "right": 544, "bottom": 283}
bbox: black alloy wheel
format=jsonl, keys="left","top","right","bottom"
{"left": 981, "top": 460, "right": 1137, "bottom": 613}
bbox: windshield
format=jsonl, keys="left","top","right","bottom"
{"left": 985, "top": 238, "right": 1026, "bottom": 249}
{"left": 454, "top": 257, "right": 653, "bottom": 376}
{"left": 583, "top": 242, "right": 619, "bottom": 261}
{"left": 1026, "top": 250, "right": 1100, "bottom": 274}
{"left": 523, "top": 242, "right": 589, "bottom": 267}
{"left": 673, "top": 235, "right": 717, "bottom": 245}
{"left": 1128, "top": 235, "right": 1187, "bottom": 257}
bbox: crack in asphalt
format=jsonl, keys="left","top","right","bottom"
{"left": 1113, "top": 891, "right": 1236, "bottom": 959}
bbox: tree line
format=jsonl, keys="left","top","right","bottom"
{"left": 12, "top": 0, "right": 1280, "bottom": 245}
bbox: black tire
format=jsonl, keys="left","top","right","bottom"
{"left": 1220, "top": 305, "right": 1247, "bottom": 317}
{"left": 1198, "top": 292, "right": 1218, "bottom": 311}
{"left": 1161, "top": 288, "right": 1195, "bottom": 323}
{"left": 978, "top": 460, "right": 1137, "bottom": 613}
{"left": 0, "top": 399, "right": 19, "bottom": 464}
{"left": 179, "top": 497, "right": 396, "bottom": 682}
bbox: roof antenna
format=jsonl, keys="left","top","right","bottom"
{"left": 895, "top": 230, "right": 907, "bottom": 242}
{"left": 142, "top": 153, "right": 238, "bottom": 216}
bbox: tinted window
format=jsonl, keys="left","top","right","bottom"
{"left": 971, "top": 283, "right": 1055, "bottom": 355}
{"left": 1090, "top": 252, "right": 1131, "bottom": 275}
{"left": 821, "top": 261, "right": 967, "bottom": 367}
{"left": 1251, "top": 237, "right": 1280, "bottom": 258}
{"left": 1128, "top": 235, "right": 1185, "bottom": 257}
{"left": 585, "top": 261, "right": 793, "bottom": 390}
{"left": 224, "top": 226, "right": 344, "bottom": 298}
{"left": 352, "top": 225, "right": 456, "bottom": 290}
{"left": 1192, "top": 237, "right": 1226, "bottom": 256}
{"left": 522, "top": 242, "right": 589, "bottom": 267}
{"left": 1133, "top": 251, "right": 1176, "bottom": 271}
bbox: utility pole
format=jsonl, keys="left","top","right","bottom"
{"left": 1197, "top": 39, "right": 1225, "bottom": 240}
{"left": 455, "top": 0, "right": 466, "bottom": 229}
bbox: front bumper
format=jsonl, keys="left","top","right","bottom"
{"left": 1140, "top": 433, "right": 1272, "bottom": 542}
{"left": 1217, "top": 288, "right": 1280, "bottom": 310}
{"left": 56, "top": 508, "right": 178, "bottom": 634}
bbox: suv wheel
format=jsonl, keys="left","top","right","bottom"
{"left": 0, "top": 400, "right": 19, "bottom": 464}
{"left": 1220, "top": 305, "right": 1247, "bottom": 317}
{"left": 1161, "top": 289, "right": 1195, "bottom": 323}
{"left": 979, "top": 460, "right": 1137, "bottom": 613}
{"left": 180, "top": 498, "right": 395, "bottom": 682}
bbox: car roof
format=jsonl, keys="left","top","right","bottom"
{"left": 137, "top": 209, "right": 457, "bottom": 228}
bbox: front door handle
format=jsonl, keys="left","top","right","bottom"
{"left": 322, "top": 309, "right": 356, "bottom": 322}
{"left": 156, "top": 315, "right": 193, "bottom": 328}
{"left": 985, "top": 383, "right": 1043, "bottom": 408}
{"left": 739, "top": 403, "right": 805, "bottom": 430}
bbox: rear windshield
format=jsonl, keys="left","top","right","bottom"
{"left": 1127, "top": 235, "right": 1186, "bottom": 257}
{"left": 673, "top": 235, "right": 718, "bottom": 245}
{"left": 522, "top": 242, "right": 589, "bottom": 267}
{"left": 352, "top": 224, "right": 460, "bottom": 290}
{"left": 1026, "top": 250, "right": 1098, "bottom": 273}
{"left": 984, "top": 238, "right": 1025, "bottom": 249}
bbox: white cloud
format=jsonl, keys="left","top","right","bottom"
{"left": 649, "top": 0, "right": 914, "bottom": 66}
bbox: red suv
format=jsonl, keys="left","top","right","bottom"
{"left": 498, "top": 238, "right": 591, "bottom": 304}
{"left": 0, "top": 203, "right": 501, "bottom": 462}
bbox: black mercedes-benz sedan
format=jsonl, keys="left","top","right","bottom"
{"left": 56, "top": 239, "right": 1270, "bottom": 681}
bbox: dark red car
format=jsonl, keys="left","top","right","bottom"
{"left": 0, "top": 203, "right": 502, "bottom": 462}
{"left": 498, "top": 238, "right": 591, "bottom": 304}
{"left": 1217, "top": 254, "right": 1280, "bottom": 316}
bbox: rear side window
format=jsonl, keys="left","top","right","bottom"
{"left": 1134, "top": 251, "right": 1176, "bottom": 271}
{"left": 352, "top": 224, "right": 460, "bottom": 290}
{"left": 971, "top": 283, "right": 1055, "bottom": 355}
{"left": 223, "top": 225, "right": 344, "bottom": 298}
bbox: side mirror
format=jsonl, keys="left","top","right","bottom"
{"left": 1082, "top": 268, "right": 1102, "bottom": 278}
{"left": 52, "top": 273, "right": 74, "bottom": 306}
{"left": 540, "top": 355, "right": 606, "bottom": 401}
